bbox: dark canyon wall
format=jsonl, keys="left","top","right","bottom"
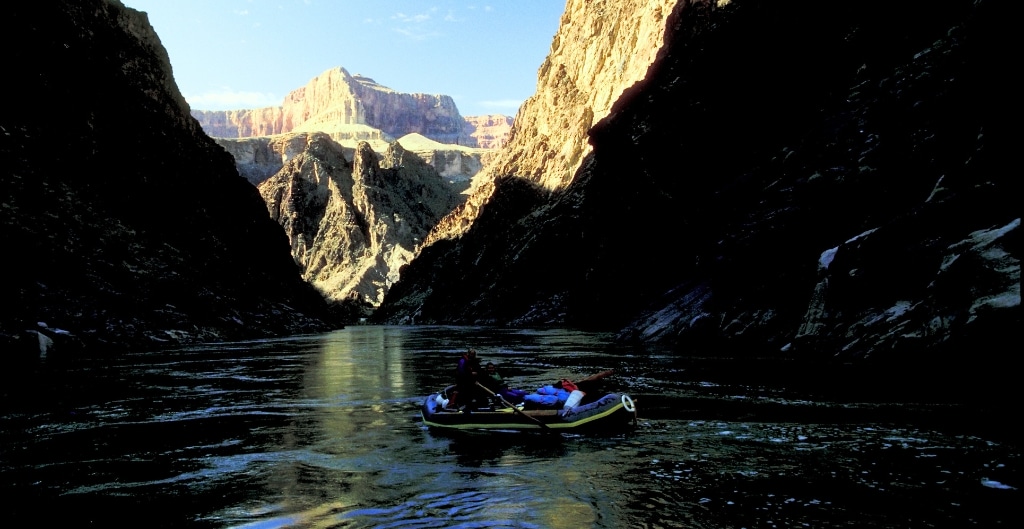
{"left": 1, "top": 0, "right": 340, "bottom": 356}
{"left": 373, "top": 0, "right": 1017, "bottom": 384}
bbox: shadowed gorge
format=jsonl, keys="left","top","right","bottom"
{"left": 0, "top": 0, "right": 1016, "bottom": 398}
{"left": 1, "top": 0, "right": 339, "bottom": 354}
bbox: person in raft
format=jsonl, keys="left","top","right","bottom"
{"left": 453, "top": 348, "right": 483, "bottom": 410}
{"left": 482, "top": 361, "right": 529, "bottom": 404}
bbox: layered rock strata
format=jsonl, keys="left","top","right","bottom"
{"left": 191, "top": 67, "right": 472, "bottom": 148}
{"left": 463, "top": 114, "right": 514, "bottom": 149}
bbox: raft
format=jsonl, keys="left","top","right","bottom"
{"left": 421, "top": 385, "right": 638, "bottom": 431}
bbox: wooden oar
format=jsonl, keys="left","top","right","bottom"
{"left": 575, "top": 369, "right": 614, "bottom": 386}
{"left": 566, "top": 369, "right": 616, "bottom": 393}
{"left": 476, "top": 381, "right": 550, "bottom": 430}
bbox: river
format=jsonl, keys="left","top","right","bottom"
{"left": 1, "top": 326, "right": 1019, "bottom": 528}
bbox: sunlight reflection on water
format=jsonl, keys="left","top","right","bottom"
{"left": 1, "top": 326, "right": 1019, "bottom": 528}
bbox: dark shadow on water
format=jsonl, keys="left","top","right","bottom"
{"left": 426, "top": 424, "right": 644, "bottom": 468}
{"left": 428, "top": 428, "right": 571, "bottom": 466}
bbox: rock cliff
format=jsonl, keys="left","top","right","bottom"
{"left": 256, "top": 133, "right": 463, "bottom": 309}
{"left": 210, "top": 133, "right": 341, "bottom": 185}
{"left": 193, "top": 67, "right": 505, "bottom": 193}
{"left": 191, "top": 67, "right": 474, "bottom": 147}
{"left": 214, "top": 132, "right": 493, "bottom": 195}
{"left": 373, "top": 0, "right": 1017, "bottom": 388}
{"left": 1, "top": 0, "right": 339, "bottom": 355}
{"left": 489, "top": 0, "right": 679, "bottom": 191}
{"left": 463, "top": 114, "right": 514, "bottom": 150}
{"left": 422, "top": 0, "right": 679, "bottom": 246}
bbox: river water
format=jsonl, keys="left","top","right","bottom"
{"left": 1, "top": 326, "right": 1019, "bottom": 528}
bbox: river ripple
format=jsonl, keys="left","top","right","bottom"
{"left": 1, "top": 326, "right": 1019, "bottom": 528}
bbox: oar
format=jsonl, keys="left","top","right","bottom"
{"left": 565, "top": 369, "right": 616, "bottom": 394}
{"left": 476, "top": 381, "right": 550, "bottom": 430}
{"left": 575, "top": 369, "right": 614, "bottom": 387}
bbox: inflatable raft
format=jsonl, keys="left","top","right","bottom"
{"left": 421, "top": 385, "right": 637, "bottom": 431}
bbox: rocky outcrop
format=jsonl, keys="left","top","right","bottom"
{"left": 257, "top": 133, "right": 463, "bottom": 308}
{"left": 373, "top": 0, "right": 1016, "bottom": 380}
{"left": 792, "top": 218, "right": 1019, "bottom": 360}
{"left": 420, "top": 0, "right": 679, "bottom": 247}
{"left": 485, "top": 0, "right": 679, "bottom": 191}
{"left": 1, "top": 0, "right": 340, "bottom": 355}
{"left": 214, "top": 131, "right": 492, "bottom": 196}
{"left": 393, "top": 133, "right": 500, "bottom": 194}
{"left": 463, "top": 114, "right": 513, "bottom": 149}
{"left": 211, "top": 133, "right": 353, "bottom": 185}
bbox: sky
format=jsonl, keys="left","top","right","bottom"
{"left": 121, "top": 0, "right": 566, "bottom": 117}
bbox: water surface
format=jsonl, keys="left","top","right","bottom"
{"left": 1, "top": 326, "right": 1019, "bottom": 527}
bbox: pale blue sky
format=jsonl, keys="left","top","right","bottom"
{"left": 122, "top": 0, "right": 565, "bottom": 117}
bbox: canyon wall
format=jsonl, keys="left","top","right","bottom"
{"left": 423, "top": 0, "right": 680, "bottom": 246}
{"left": 374, "top": 0, "right": 1017, "bottom": 387}
{"left": 2, "top": 0, "right": 339, "bottom": 354}
{"left": 191, "top": 67, "right": 478, "bottom": 148}
{"left": 256, "top": 133, "right": 463, "bottom": 309}
{"left": 463, "top": 114, "right": 514, "bottom": 150}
